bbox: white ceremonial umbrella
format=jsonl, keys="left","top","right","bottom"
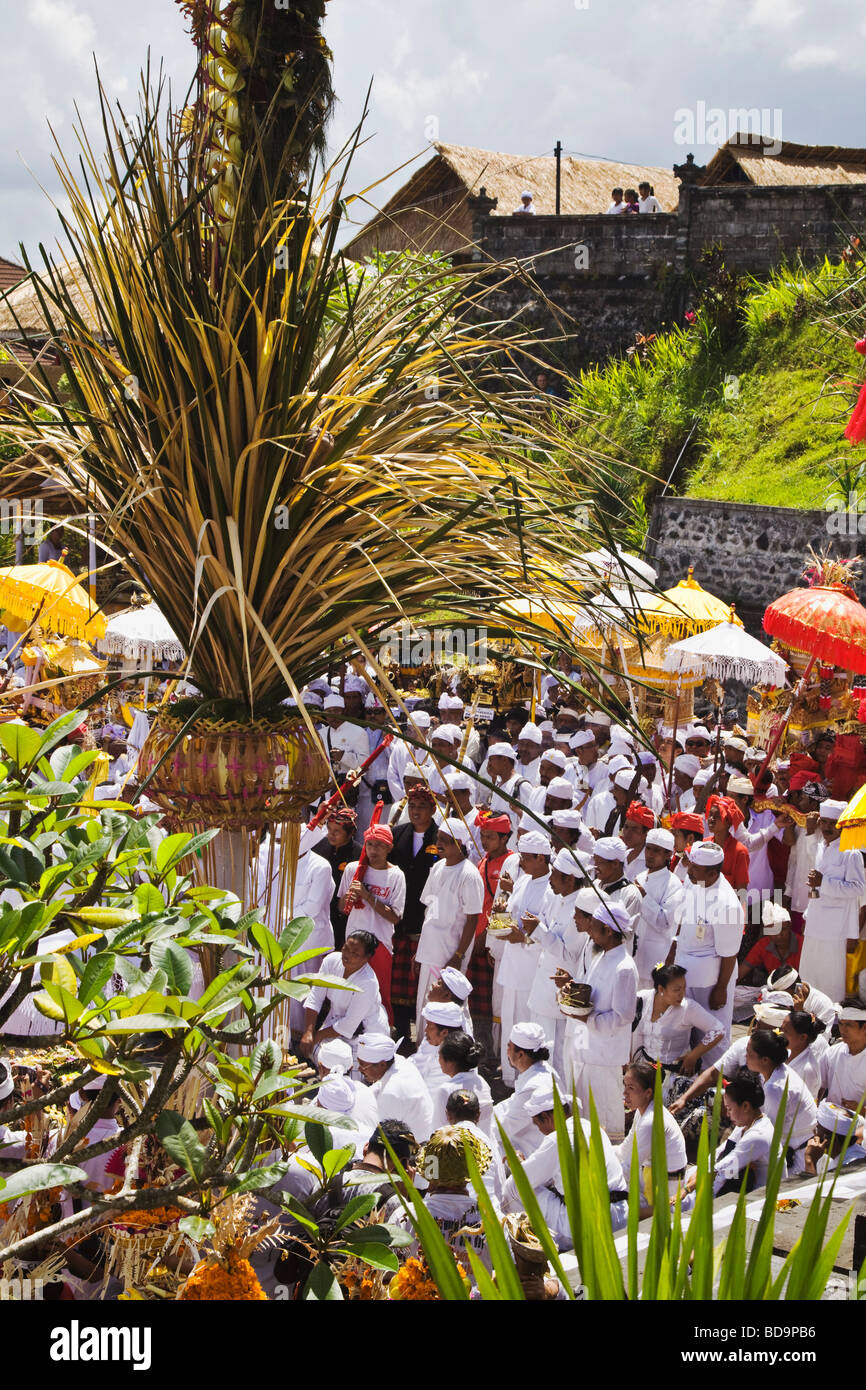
{"left": 663, "top": 620, "right": 788, "bottom": 687}
{"left": 98, "top": 605, "right": 185, "bottom": 706}
{"left": 98, "top": 606, "right": 185, "bottom": 663}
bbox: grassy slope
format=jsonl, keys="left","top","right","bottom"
{"left": 568, "top": 260, "right": 862, "bottom": 512}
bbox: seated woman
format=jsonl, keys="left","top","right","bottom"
{"left": 631, "top": 964, "right": 723, "bottom": 1102}
{"left": 683, "top": 1068, "right": 776, "bottom": 1206}
{"left": 430, "top": 1031, "right": 493, "bottom": 1135}
{"left": 744, "top": 1028, "right": 817, "bottom": 1174}
{"left": 781, "top": 1008, "right": 827, "bottom": 1099}
{"left": 615, "top": 1060, "right": 687, "bottom": 1215}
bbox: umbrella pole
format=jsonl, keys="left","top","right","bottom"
{"left": 665, "top": 677, "right": 682, "bottom": 811}
{"left": 713, "top": 685, "right": 725, "bottom": 772}
{"left": 615, "top": 632, "right": 638, "bottom": 719}
{"left": 752, "top": 654, "right": 817, "bottom": 789}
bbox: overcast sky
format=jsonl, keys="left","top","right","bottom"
{"left": 1, "top": 0, "right": 861, "bottom": 263}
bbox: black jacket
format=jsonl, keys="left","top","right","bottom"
{"left": 389, "top": 820, "right": 441, "bottom": 937}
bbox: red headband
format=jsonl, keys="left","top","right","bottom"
{"left": 706, "top": 794, "right": 744, "bottom": 829}
{"left": 625, "top": 800, "right": 655, "bottom": 828}
{"left": 364, "top": 824, "right": 394, "bottom": 846}
{"left": 475, "top": 811, "right": 512, "bottom": 834}
{"left": 669, "top": 812, "right": 704, "bottom": 834}
{"left": 327, "top": 806, "right": 358, "bottom": 828}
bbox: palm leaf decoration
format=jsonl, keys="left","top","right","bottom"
{"left": 0, "top": 39, "right": 635, "bottom": 715}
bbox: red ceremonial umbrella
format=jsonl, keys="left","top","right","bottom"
{"left": 763, "top": 582, "right": 866, "bottom": 676}
{"left": 760, "top": 556, "right": 866, "bottom": 775}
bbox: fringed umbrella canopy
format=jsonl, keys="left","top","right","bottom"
{"left": 664, "top": 621, "right": 788, "bottom": 687}
{"left": 98, "top": 605, "right": 185, "bottom": 663}
{"left": 0, "top": 559, "right": 106, "bottom": 640}
{"left": 763, "top": 584, "right": 866, "bottom": 676}
{"left": 640, "top": 567, "right": 742, "bottom": 639}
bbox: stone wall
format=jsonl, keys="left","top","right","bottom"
{"left": 466, "top": 183, "right": 866, "bottom": 373}
{"left": 646, "top": 495, "right": 866, "bottom": 631}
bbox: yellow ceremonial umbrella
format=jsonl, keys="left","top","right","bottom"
{"left": 498, "top": 595, "right": 583, "bottom": 638}
{"left": 0, "top": 558, "right": 106, "bottom": 640}
{"left": 838, "top": 782, "right": 866, "bottom": 851}
{"left": 638, "top": 566, "right": 743, "bottom": 639}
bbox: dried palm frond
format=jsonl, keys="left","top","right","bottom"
{"left": 802, "top": 546, "right": 863, "bottom": 593}
{"left": 0, "top": 74, "right": 637, "bottom": 714}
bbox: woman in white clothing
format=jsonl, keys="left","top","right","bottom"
{"left": 781, "top": 1009, "right": 828, "bottom": 1098}
{"left": 615, "top": 1061, "right": 687, "bottom": 1210}
{"left": 492, "top": 1023, "right": 560, "bottom": 1158}
{"left": 410, "top": 1000, "right": 465, "bottom": 1092}
{"left": 631, "top": 963, "right": 723, "bottom": 1102}
{"left": 745, "top": 1028, "right": 817, "bottom": 1173}
{"left": 430, "top": 1031, "right": 493, "bottom": 1134}
{"left": 682, "top": 1069, "right": 776, "bottom": 1205}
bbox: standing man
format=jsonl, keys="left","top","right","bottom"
{"left": 339, "top": 824, "right": 407, "bottom": 1025}
{"left": 671, "top": 840, "right": 744, "bottom": 1063}
{"left": 313, "top": 807, "right": 362, "bottom": 949}
{"left": 633, "top": 827, "right": 684, "bottom": 988}
{"left": 569, "top": 901, "right": 639, "bottom": 1141}
{"left": 415, "top": 819, "right": 484, "bottom": 1034}
{"left": 498, "top": 830, "right": 553, "bottom": 1084}
{"left": 390, "top": 784, "right": 441, "bottom": 1041}
{"left": 801, "top": 799, "right": 866, "bottom": 1005}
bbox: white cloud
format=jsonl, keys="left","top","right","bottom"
{"left": 375, "top": 53, "right": 488, "bottom": 140}
{"left": 786, "top": 44, "right": 841, "bottom": 70}
{"left": 28, "top": 0, "right": 97, "bottom": 67}
{"left": 747, "top": 0, "right": 803, "bottom": 26}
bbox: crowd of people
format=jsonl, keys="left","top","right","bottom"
{"left": 4, "top": 664, "right": 866, "bottom": 1296}
{"left": 253, "top": 670, "right": 866, "bottom": 1275}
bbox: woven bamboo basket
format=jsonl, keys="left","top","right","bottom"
{"left": 137, "top": 713, "right": 331, "bottom": 828}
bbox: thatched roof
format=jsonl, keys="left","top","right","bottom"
{"left": 702, "top": 137, "right": 866, "bottom": 187}
{"left": 0, "top": 260, "right": 102, "bottom": 337}
{"left": 345, "top": 142, "right": 680, "bottom": 260}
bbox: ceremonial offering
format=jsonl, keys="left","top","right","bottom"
{"left": 558, "top": 980, "right": 593, "bottom": 1017}
{"left": 487, "top": 913, "right": 517, "bottom": 936}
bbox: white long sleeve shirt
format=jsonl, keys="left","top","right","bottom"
{"left": 573, "top": 942, "right": 638, "bottom": 1066}
{"left": 803, "top": 838, "right": 866, "bottom": 941}
{"left": 674, "top": 875, "right": 744, "bottom": 987}
{"left": 368, "top": 1055, "right": 435, "bottom": 1142}
{"left": 634, "top": 867, "right": 684, "bottom": 983}
{"left": 302, "top": 951, "right": 388, "bottom": 1039}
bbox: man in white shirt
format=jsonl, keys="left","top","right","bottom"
{"left": 516, "top": 723, "right": 543, "bottom": 784}
{"left": 300, "top": 930, "right": 388, "bottom": 1060}
{"left": 339, "top": 823, "right": 407, "bottom": 1024}
{"left": 800, "top": 799, "right": 866, "bottom": 1004}
{"left": 415, "top": 819, "right": 484, "bottom": 1033}
{"left": 487, "top": 742, "right": 532, "bottom": 847}
{"left": 637, "top": 181, "right": 662, "bottom": 213}
{"left": 569, "top": 900, "right": 639, "bottom": 1141}
{"left": 322, "top": 693, "right": 370, "bottom": 780}
{"left": 621, "top": 800, "right": 653, "bottom": 882}
{"left": 357, "top": 1032, "right": 434, "bottom": 1142}
{"left": 591, "top": 837, "right": 642, "bottom": 941}
{"left": 498, "top": 830, "right": 553, "bottom": 1084}
{"left": 387, "top": 711, "right": 433, "bottom": 802}
{"left": 672, "top": 839, "right": 744, "bottom": 1062}
{"left": 633, "top": 827, "right": 684, "bottom": 987}
{"left": 514, "top": 190, "right": 536, "bottom": 215}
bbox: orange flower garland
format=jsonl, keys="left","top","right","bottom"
{"left": 180, "top": 1253, "right": 267, "bottom": 1301}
